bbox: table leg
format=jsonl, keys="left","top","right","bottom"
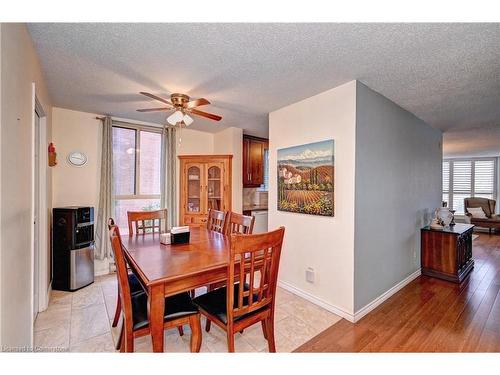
{"left": 148, "top": 284, "right": 165, "bottom": 353}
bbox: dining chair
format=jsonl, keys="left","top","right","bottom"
{"left": 204, "top": 211, "right": 256, "bottom": 332}
{"left": 125, "top": 211, "right": 187, "bottom": 336}
{"left": 193, "top": 227, "right": 285, "bottom": 352}
{"left": 127, "top": 209, "right": 167, "bottom": 236}
{"left": 107, "top": 218, "right": 146, "bottom": 331}
{"left": 193, "top": 208, "right": 228, "bottom": 299}
{"left": 224, "top": 211, "right": 255, "bottom": 235}
{"left": 206, "top": 208, "right": 227, "bottom": 233}
{"left": 108, "top": 224, "right": 202, "bottom": 352}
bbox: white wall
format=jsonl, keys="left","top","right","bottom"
{"left": 0, "top": 23, "right": 53, "bottom": 348}
{"left": 268, "top": 81, "right": 357, "bottom": 316}
{"left": 213, "top": 127, "right": 243, "bottom": 213}
{"left": 353, "top": 82, "right": 442, "bottom": 312}
{"left": 52, "top": 108, "right": 101, "bottom": 208}
{"left": 175, "top": 127, "right": 215, "bottom": 225}
{"left": 51, "top": 108, "right": 107, "bottom": 272}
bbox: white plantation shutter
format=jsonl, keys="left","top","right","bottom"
{"left": 442, "top": 161, "right": 450, "bottom": 192}
{"left": 443, "top": 158, "right": 497, "bottom": 215}
{"left": 442, "top": 161, "right": 450, "bottom": 207}
{"left": 452, "top": 161, "right": 472, "bottom": 192}
{"left": 452, "top": 161, "right": 472, "bottom": 215}
{"left": 474, "top": 160, "right": 495, "bottom": 197}
{"left": 453, "top": 193, "right": 470, "bottom": 215}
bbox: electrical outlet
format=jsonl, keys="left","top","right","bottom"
{"left": 306, "top": 267, "right": 315, "bottom": 283}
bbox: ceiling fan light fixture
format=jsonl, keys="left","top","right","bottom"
{"left": 183, "top": 113, "right": 194, "bottom": 126}
{"left": 138, "top": 91, "right": 222, "bottom": 124}
{"left": 167, "top": 110, "right": 184, "bottom": 125}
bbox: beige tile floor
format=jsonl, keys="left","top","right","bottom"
{"left": 34, "top": 274, "right": 342, "bottom": 352}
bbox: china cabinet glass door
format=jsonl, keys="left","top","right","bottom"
{"left": 206, "top": 163, "right": 223, "bottom": 211}
{"left": 186, "top": 164, "right": 203, "bottom": 213}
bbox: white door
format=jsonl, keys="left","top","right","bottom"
{"left": 33, "top": 110, "right": 41, "bottom": 321}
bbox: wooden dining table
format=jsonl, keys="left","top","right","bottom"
{"left": 122, "top": 226, "right": 231, "bottom": 352}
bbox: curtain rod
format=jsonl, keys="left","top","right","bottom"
{"left": 95, "top": 116, "right": 170, "bottom": 130}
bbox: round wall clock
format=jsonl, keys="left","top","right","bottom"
{"left": 67, "top": 151, "right": 88, "bottom": 167}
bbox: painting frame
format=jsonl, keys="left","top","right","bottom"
{"left": 277, "top": 139, "right": 335, "bottom": 217}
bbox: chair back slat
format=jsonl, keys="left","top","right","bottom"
{"left": 127, "top": 209, "right": 167, "bottom": 236}
{"left": 108, "top": 221, "right": 134, "bottom": 332}
{"left": 227, "top": 227, "right": 285, "bottom": 320}
{"left": 248, "top": 252, "right": 255, "bottom": 308}
{"left": 238, "top": 253, "right": 245, "bottom": 309}
{"left": 225, "top": 212, "right": 255, "bottom": 235}
{"left": 207, "top": 208, "right": 226, "bottom": 233}
{"left": 258, "top": 247, "right": 269, "bottom": 302}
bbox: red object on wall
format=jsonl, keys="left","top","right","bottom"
{"left": 48, "top": 142, "right": 57, "bottom": 166}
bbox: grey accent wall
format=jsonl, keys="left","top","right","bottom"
{"left": 354, "top": 81, "right": 442, "bottom": 312}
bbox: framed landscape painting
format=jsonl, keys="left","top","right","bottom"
{"left": 277, "top": 139, "right": 334, "bottom": 216}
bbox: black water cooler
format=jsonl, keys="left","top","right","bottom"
{"left": 52, "top": 207, "right": 95, "bottom": 291}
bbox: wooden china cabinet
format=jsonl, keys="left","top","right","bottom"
{"left": 179, "top": 155, "right": 232, "bottom": 226}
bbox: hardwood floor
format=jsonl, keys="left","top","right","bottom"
{"left": 295, "top": 233, "right": 500, "bottom": 352}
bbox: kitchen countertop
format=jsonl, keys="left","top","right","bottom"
{"left": 242, "top": 204, "right": 268, "bottom": 212}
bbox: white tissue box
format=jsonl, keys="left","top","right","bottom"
{"left": 160, "top": 233, "right": 171, "bottom": 245}
{"left": 171, "top": 226, "right": 190, "bottom": 234}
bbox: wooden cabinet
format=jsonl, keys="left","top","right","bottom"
{"left": 243, "top": 135, "right": 268, "bottom": 187}
{"left": 421, "top": 223, "right": 474, "bottom": 283}
{"left": 179, "top": 155, "right": 232, "bottom": 226}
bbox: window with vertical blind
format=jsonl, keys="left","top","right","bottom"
{"left": 442, "top": 158, "right": 497, "bottom": 215}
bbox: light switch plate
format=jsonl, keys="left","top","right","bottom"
{"left": 306, "top": 267, "right": 315, "bottom": 283}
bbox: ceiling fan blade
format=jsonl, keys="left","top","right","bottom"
{"left": 185, "top": 98, "right": 210, "bottom": 109}
{"left": 139, "top": 92, "right": 172, "bottom": 106}
{"left": 189, "top": 108, "right": 222, "bottom": 121}
{"left": 136, "top": 107, "right": 172, "bottom": 112}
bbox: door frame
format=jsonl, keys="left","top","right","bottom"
{"left": 31, "top": 84, "right": 49, "bottom": 340}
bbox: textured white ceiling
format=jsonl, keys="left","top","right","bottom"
{"left": 28, "top": 23, "right": 500, "bottom": 147}
{"left": 443, "top": 124, "right": 500, "bottom": 158}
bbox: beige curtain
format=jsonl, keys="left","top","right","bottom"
{"left": 161, "top": 125, "right": 177, "bottom": 229}
{"left": 95, "top": 116, "right": 114, "bottom": 260}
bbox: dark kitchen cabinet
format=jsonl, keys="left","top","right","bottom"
{"left": 243, "top": 135, "right": 268, "bottom": 187}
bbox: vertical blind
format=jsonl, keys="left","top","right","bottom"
{"left": 442, "top": 159, "right": 497, "bottom": 215}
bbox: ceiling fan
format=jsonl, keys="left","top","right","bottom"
{"left": 137, "top": 92, "right": 222, "bottom": 126}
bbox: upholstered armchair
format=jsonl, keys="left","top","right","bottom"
{"left": 464, "top": 198, "right": 500, "bottom": 233}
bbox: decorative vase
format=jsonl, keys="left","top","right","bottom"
{"left": 436, "top": 207, "right": 453, "bottom": 226}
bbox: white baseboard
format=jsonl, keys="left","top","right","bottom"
{"left": 94, "top": 258, "right": 110, "bottom": 276}
{"left": 40, "top": 283, "right": 52, "bottom": 312}
{"left": 353, "top": 268, "right": 421, "bottom": 322}
{"left": 46, "top": 283, "right": 52, "bottom": 306}
{"left": 278, "top": 268, "right": 422, "bottom": 324}
{"left": 277, "top": 280, "right": 356, "bottom": 322}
